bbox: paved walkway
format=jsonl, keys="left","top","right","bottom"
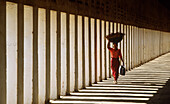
{"left": 50, "top": 53, "right": 170, "bottom": 104}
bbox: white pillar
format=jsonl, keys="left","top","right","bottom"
{"left": 78, "top": 15, "right": 83, "bottom": 89}
{"left": 101, "top": 20, "right": 105, "bottom": 80}
{"left": 50, "top": 10, "right": 57, "bottom": 99}
{"left": 90, "top": 18, "right": 95, "bottom": 83}
{"left": 106, "top": 21, "right": 109, "bottom": 78}
{"left": 84, "top": 17, "right": 90, "bottom": 86}
{"left": 96, "top": 19, "right": 100, "bottom": 81}
{"left": 69, "top": 14, "right": 76, "bottom": 92}
{"left": 6, "top": 2, "right": 18, "bottom": 104}
{"left": 24, "top": 5, "right": 33, "bottom": 104}
{"left": 60, "top": 12, "right": 67, "bottom": 95}
{"left": 38, "top": 8, "right": 46, "bottom": 104}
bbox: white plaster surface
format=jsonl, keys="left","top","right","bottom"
{"left": 50, "top": 10, "right": 57, "bottom": 99}
{"left": 78, "top": 16, "right": 83, "bottom": 89}
{"left": 24, "top": 5, "right": 33, "bottom": 104}
{"left": 38, "top": 8, "right": 46, "bottom": 104}
{"left": 6, "top": 2, "right": 17, "bottom": 104}
{"left": 91, "top": 18, "right": 95, "bottom": 84}
{"left": 70, "top": 14, "right": 75, "bottom": 92}
{"left": 61, "top": 12, "right": 67, "bottom": 95}
{"left": 85, "top": 17, "right": 90, "bottom": 86}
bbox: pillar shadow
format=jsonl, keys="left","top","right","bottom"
{"left": 147, "top": 78, "right": 170, "bottom": 104}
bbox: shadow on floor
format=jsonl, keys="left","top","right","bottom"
{"left": 147, "top": 78, "right": 170, "bottom": 104}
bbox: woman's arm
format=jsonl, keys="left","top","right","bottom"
{"left": 120, "top": 56, "right": 124, "bottom": 66}
{"left": 107, "top": 41, "right": 111, "bottom": 49}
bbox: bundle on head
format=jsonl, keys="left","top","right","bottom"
{"left": 105, "top": 32, "right": 125, "bottom": 44}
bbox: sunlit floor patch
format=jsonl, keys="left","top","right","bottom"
{"left": 106, "top": 78, "right": 169, "bottom": 81}
{"left": 121, "top": 76, "right": 170, "bottom": 78}
{"left": 60, "top": 96, "right": 150, "bottom": 101}
{"left": 92, "top": 84, "right": 163, "bottom": 88}
{"left": 79, "top": 89, "right": 157, "bottom": 93}
{"left": 97, "top": 81, "right": 167, "bottom": 86}
{"left": 118, "top": 79, "right": 168, "bottom": 81}
{"left": 70, "top": 92, "right": 153, "bottom": 97}
{"left": 85, "top": 86, "right": 159, "bottom": 91}
{"left": 115, "top": 80, "right": 167, "bottom": 83}
{"left": 49, "top": 100, "right": 146, "bottom": 104}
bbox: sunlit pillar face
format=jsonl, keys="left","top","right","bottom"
{"left": 6, "top": 2, "right": 18, "bottom": 104}
{"left": 118, "top": 23, "right": 120, "bottom": 33}
{"left": 84, "top": 16, "right": 89, "bottom": 86}
{"left": 117, "top": 23, "right": 120, "bottom": 49}
{"left": 24, "top": 5, "right": 33, "bottom": 104}
{"left": 78, "top": 15, "right": 83, "bottom": 89}
{"left": 101, "top": 20, "right": 105, "bottom": 80}
{"left": 97, "top": 19, "right": 100, "bottom": 81}
{"left": 110, "top": 22, "right": 113, "bottom": 48}
{"left": 110, "top": 22, "right": 113, "bottom": 33}
{"left": 69, "top": 14, "right": 75, "bottom": 91}
{"left": 91, "top": 18, "right": 95, "bottom": 83}
{"left": 38, "top": 8, "right": 46, "bottom": 103}
{"left": 50, "top": 10, "right": 57, "bottom": 99}
{"left": 114, "top": 23, "right": 116, "bottom": 33}
{"left": 106, "top": 21, "right": 110, "bottom": 77}
{"left": 60, "top": 12, "right": 67, "bottom": 95}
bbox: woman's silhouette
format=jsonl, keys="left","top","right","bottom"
{"left": 107, "top": 41, "right": 124, "bottom": 84}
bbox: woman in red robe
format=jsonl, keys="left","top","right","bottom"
{"left": 107, "top": 41, "right": 124, "bottom": 84}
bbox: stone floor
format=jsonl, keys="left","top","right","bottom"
{"left": 50, "top": 53, "right": 170, "bottom": 104}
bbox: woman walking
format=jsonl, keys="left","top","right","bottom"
{"left": 107, "top": 41, "right": 124, "bottom": 84}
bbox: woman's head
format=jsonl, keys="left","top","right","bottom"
{"left": 113, "top": 43, "right": 118, "bottom": 49}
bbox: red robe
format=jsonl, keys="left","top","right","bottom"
{"left": 108, "top": 48, "right": 122, "bottom": 81}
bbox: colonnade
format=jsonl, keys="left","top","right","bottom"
{"left": 0, "top": 1, "right": 170, "bottom": 104}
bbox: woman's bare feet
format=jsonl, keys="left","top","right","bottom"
{"left": 113, "top": 80, "right": 117, "bottom": 84}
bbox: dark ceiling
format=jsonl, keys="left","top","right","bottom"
{"left": 159, "top": 0, "right": 170, "bottom": 10}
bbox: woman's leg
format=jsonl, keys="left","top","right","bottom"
{"left": 111, "top": 58, "right": 120, "bottom": 83}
